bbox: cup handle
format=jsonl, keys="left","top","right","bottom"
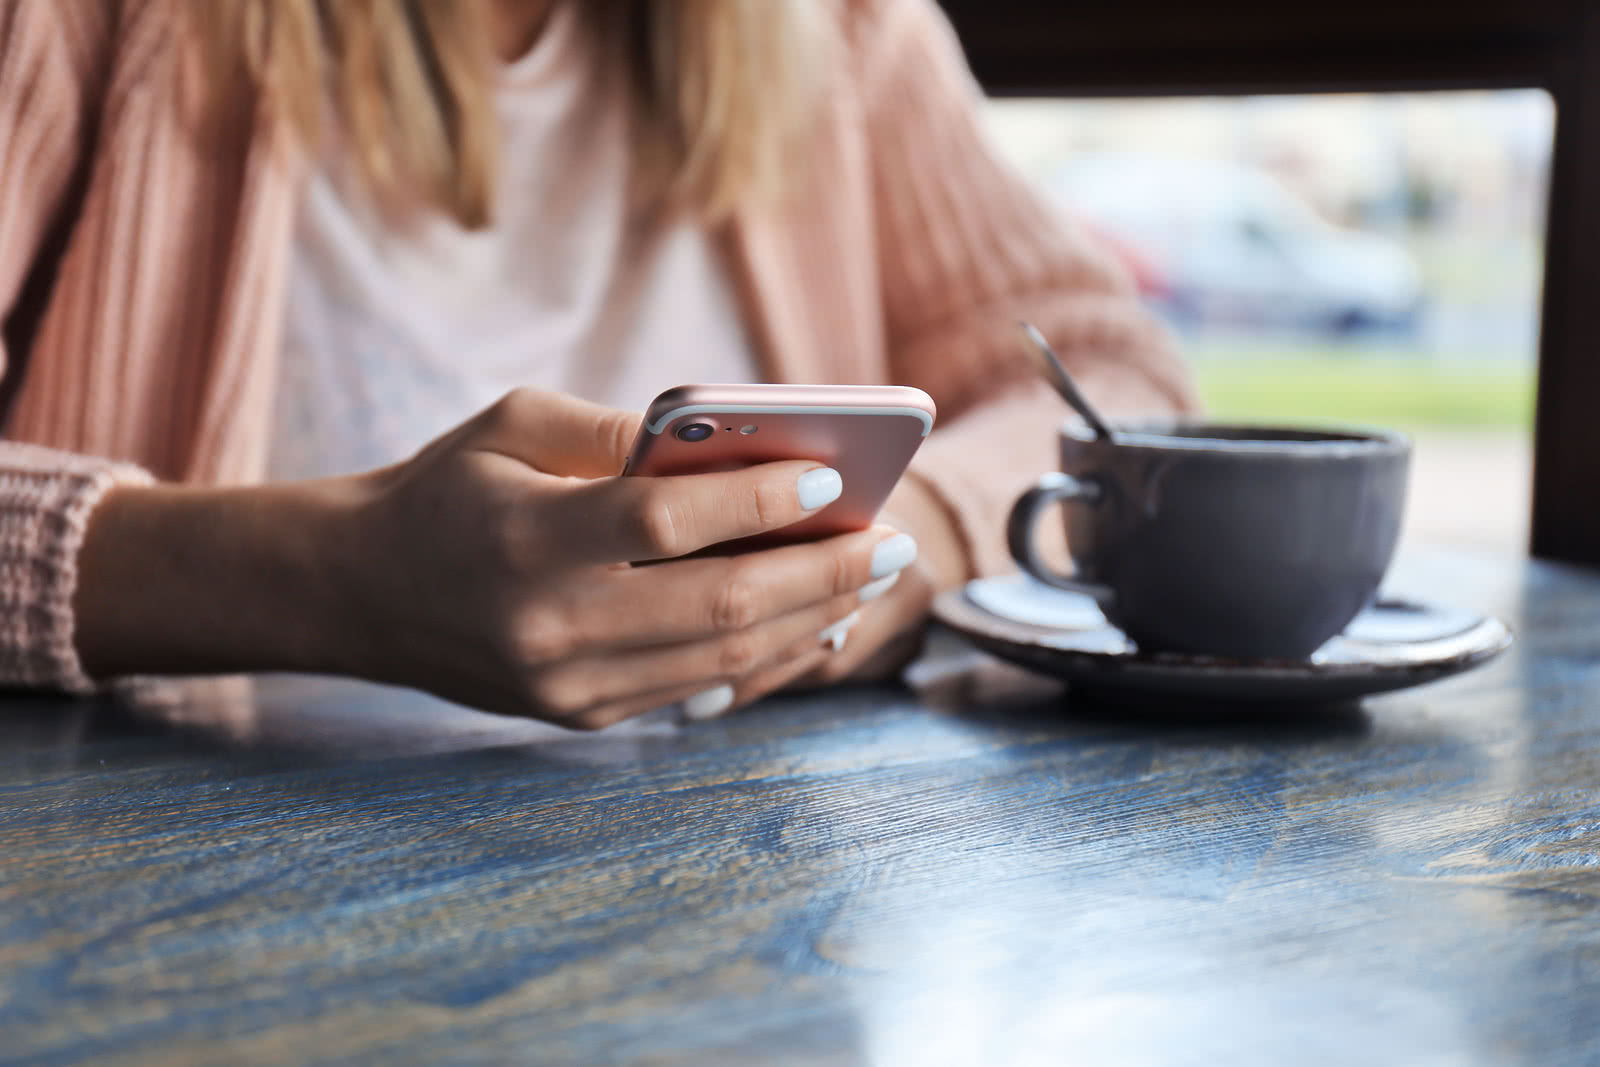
{"left": 1006, "top": 472, "right": 1115, "bottom": 604}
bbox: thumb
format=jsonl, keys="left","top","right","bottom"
{"left": 467, "top": 387, "right": 640, "bottom": 478}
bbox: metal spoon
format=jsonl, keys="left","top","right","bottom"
{"left": 1015, "top": 321, "right": 1118, "bottom": 444}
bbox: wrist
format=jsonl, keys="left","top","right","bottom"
{"left": 73, "top": 476, "right": 377, "bottom": 680}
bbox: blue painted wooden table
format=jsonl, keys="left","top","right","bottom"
{"left": 3, "top": 550, "right": 1599, "bottom": 1065}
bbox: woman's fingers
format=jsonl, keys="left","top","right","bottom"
{"left": 672, "top": 611, "right": 867, "bottom": 725}
{"left": 561, "top": 527, "right": 916, "bottom": 650}
{"left": 465, "top": 387, "right": 641, "bottom": 478}
{"left": 552, "top": 627, "right": 835, "bottom": 731}
{"left": 717, "top": 641, "right": 840, "bottom": 719}
{"left": 556, "top": 677, "right": 744, "bottom": 731}
{"left": 573, "top": 631, "right": 838, "bottom": 731}
{"left": 799, "top": 598, "right": 927, "bottom": 688}
{"left": 564, "top": 460, "right": 850, "bottom": 564}
{"left": 528, "top": 591, "right": 863, "bottom": 714}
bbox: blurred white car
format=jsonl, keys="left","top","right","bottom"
{"left": 1048, "top": 153, "right": 1425, "bottom": 336}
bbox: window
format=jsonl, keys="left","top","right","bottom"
{"left": 985, "top": 91, "right": 1553, "bottom": 555}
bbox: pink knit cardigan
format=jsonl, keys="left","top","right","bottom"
{"left": 0, "top": 0, "right": 1196, "bottom": 692}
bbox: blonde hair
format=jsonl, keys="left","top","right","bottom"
{"left": 187, "top": 0, "right": 825, "bottom": 227}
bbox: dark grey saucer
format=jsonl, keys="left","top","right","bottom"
{"left": 932, "top": 574, "right": 1512, "bottom": 704}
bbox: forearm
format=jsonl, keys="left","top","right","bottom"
{"left": 72, "top": 478, "right": 372, "bottom": 681}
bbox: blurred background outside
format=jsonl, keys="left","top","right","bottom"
{"left": 983, "top": 91, "right": 1552, "bottom": 556}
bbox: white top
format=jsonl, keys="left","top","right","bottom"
{"left": 269, "top": 1, "right": 759, "bottom": 481}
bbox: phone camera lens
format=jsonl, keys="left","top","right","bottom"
{"left": 676, "top": 422, "right": 714, "bottom": 442}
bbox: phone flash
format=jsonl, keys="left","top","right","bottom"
{"left": 740, "top": 425, "right": 759, "bottom": 435}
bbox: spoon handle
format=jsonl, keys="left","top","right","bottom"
{"left": 1016, "top": 321, "right": 1118, "bottom": 443}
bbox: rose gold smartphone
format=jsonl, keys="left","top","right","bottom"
{"left": 622, "top": 383, "right": 937, "bottom": 545}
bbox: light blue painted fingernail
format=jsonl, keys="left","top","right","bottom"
{"left": 858, "top": 571, "right": 901, "bottom": 602}
{"left": 870, "top": 533, "right": 918, "bottom": 579}
{"left": 683, "top": 684, "right": 735, "bottom": 720}
{"left": 796, "top": 467, "right": 843, "bottom": 511}
{"left": 817, "top": 610, "right": 861, "bottom": 647}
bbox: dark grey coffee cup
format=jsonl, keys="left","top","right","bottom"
{"left": 1006, "top": 420, "right": 1411, "bottom": 660}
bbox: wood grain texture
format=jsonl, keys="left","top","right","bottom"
{"left": 938, "top": 0, "right": 1600, "bottom": 565}
{"left": 1, "top": 551, "right": 1599, "bottom": 1064}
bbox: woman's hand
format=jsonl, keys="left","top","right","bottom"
{"left": 342, "top": 388, "right": 924, "bottom": 726}
{"left": 776, "top": 472, "right": 970, "bottom": 695}
{"left": 76, "top": 388, "right": 921, "bottom": 729}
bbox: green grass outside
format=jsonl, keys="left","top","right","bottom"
{"left": 1189, "top": 344, "right": 1535, "bottom": 432}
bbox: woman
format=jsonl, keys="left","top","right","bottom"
{"left": 0, "top": 0, "right": 1194, "bottom": 727}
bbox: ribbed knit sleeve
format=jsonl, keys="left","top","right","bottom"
{"left": 0, "top": 2, "right": 153, "bottom": 692}
{"left": 0, "top": 445, "right": 152, "bottom": 691}
{"left": 851, "top": 0, "right": 1200, "bottom": 578}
